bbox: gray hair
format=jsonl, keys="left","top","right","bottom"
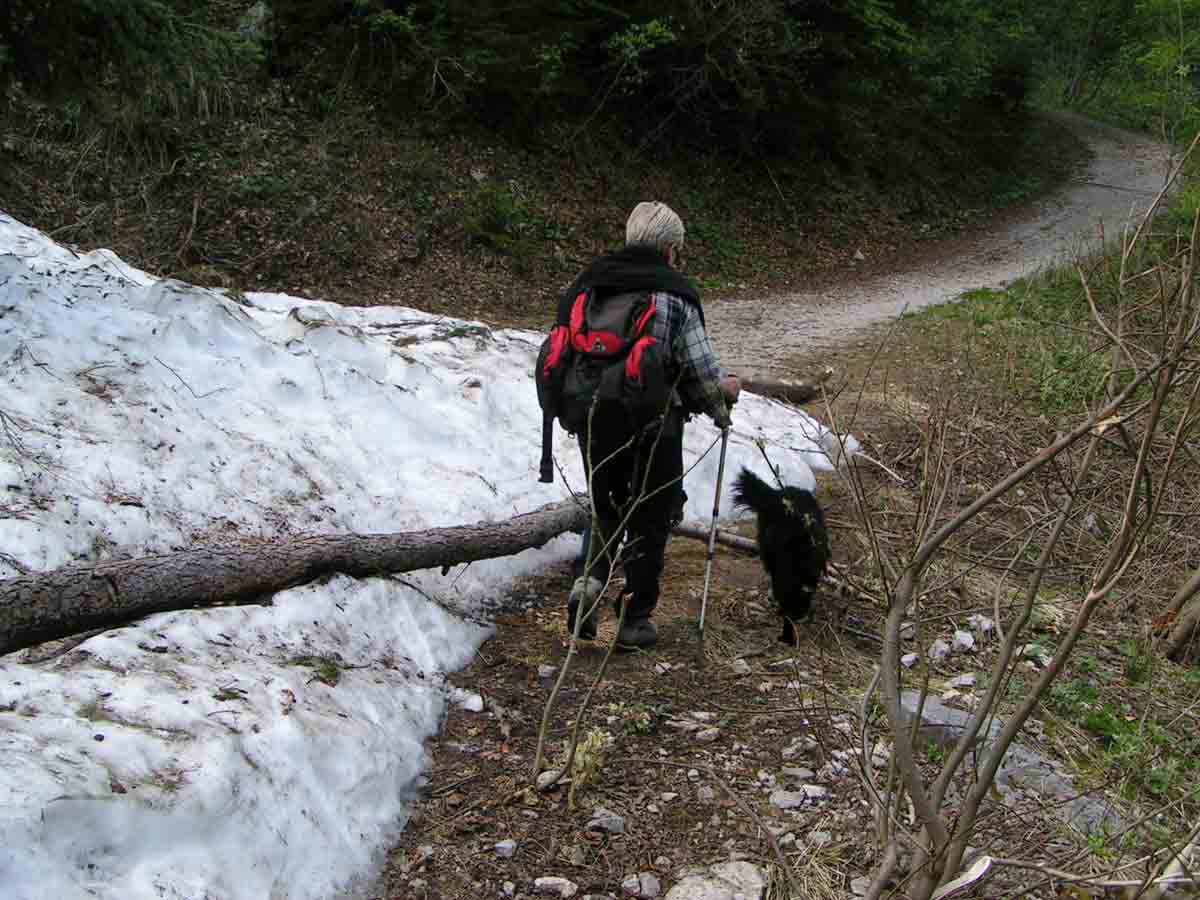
{"left": 625, "top": 201, "right": 685, "bottom": 253}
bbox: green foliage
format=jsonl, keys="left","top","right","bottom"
{"left": 1037, "top": 0, "right": 1200, "bottom": 143}
{"left": 1, "top": 0, "right": 258, "bottom": 111}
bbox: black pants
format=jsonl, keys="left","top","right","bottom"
{"left": 577, "top": 412, "right": 684, "bottom": 621}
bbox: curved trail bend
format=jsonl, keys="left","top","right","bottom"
{"left": 707, "top": 114, "right": 1179, "bottom": 376}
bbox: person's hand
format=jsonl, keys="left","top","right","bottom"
{"left": 720, "top": 374, "right": 741, "bottom": 405}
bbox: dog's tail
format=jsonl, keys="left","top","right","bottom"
{"left": 732, "top": 467, "right": 783, "bottom": 516}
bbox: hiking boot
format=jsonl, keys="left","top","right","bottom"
{"left": 567, "top": 576, "right": 603, "bottom": 640}
{"left": 616, "top": 618, "right": 658, "bottom": 651}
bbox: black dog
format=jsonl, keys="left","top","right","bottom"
{"left": 732, "top": 467, "right": 830, "bottom": 645}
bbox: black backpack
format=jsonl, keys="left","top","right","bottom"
{"left": 535, "top": 287, "right": 670, "bottom": 482}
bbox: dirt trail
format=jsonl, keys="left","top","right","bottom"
{"left": 707, "top": 113, "right": 1178, "bottom": 377}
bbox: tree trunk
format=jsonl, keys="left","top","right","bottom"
{"left": 740, "top": 375, "right": 823, "bottom": 406}
{"left": 0, "top": 497, "right": 589, "bottom": 657}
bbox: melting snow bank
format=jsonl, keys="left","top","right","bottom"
{"left": 0, "top": 211, "right": 856, "bottom": 900}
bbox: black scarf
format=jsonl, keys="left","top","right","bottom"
{"left": 559, "top": 244, "right": 704, "bottom": 327}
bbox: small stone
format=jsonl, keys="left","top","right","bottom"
{"left": 535, "top": 876, "right": 579, "bottom": 898}
{"left": 809, "top": 830, "right": 832, "bottom": 847}
{"left": 801, "top": 784, "right": 829, "bottom": 800}
{"left": 624, "top": 872, "right": 663, "bottom": 898}
{"left": 730, "top": 658, "right": 752, "bottom": 676}
{"left": 503, "top": 881, "right": 516, "bottom": 897}
{"left": 778, "top": 832, "right": 797, "bottom": 846}
{"left": 587, "top": 808, "right": 626, "bottom": 834}
{"left": 952, "top": 630, "right": 976, "bottom": 653}
{"left": 928, "top": 639, "right": 952, "bottom": 663}
{"left": 538, "top": 664, "right": 558, "bottom": 679}
{"left": 495, "top": 839, "right": 517, "bottom": 858}
{"left": 854, "top": 249, "right": 866, "bottom": 261}
{"left": 537, "top": 769, "right": 563, "bottom": 791}
{"left": 900, "top": 621, "right": 916, "bottom": 640}
{"left": 694, "top": 727, "right": 721, "bottom": 744}
{"left": 696, "top": 785, "right": 716, "bottom": 803}
{"left": 660, "top": 792, "right": 679, "bottom": 802}
{"left": 941, "top": 689, "right": 961, "bottom": 702}
{"left": 901, "top": 652, "right": 919, "bottom": 668}
{"left": 687, "top": 769, "right": 701, "bottom": 782}
{"left": 654, "top": 662, "right": 671, "bottom": 675}
{"left": 769, "top": 789, "right": 806, "bottom": 810}
{"left": 654, "top": 855, "right": 672, "bottom": 869}
{"left": 410, "top": 878, "right": 428, "bottom": 890}
{"left": 690, "top": 711, "right": 717, "bottom": 722}
{"left": 850, "top": 876, "right": 872, "bottom": 896}
{"left": 947, "top": 673, "right": 977, "bottom": 689}
{"left": 647, "top": 803, "right": 659, "bottom": 813}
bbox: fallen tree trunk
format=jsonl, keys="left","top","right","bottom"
{"left": 740, "top": 375, "right": 824, "bottom": 406}
{"left": 1, "top": 497, "right": 589, "bottom": 657}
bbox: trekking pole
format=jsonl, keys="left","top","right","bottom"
{"left": 698, "top": 426, "right": 730, "bottom": 638}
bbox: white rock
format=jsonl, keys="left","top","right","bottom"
{"left": 495, "top": 839, "right": 517, "bottom": 858}
{"left": 947, "top": 673, "right": 977, "bottom": 689}
{"left": 809, "top": 830, "right": 832, "bottom": 847}
{"left": 538, "top": 664, "right": 558, "bottom": 679}
{"left": 730, "top": 658, "right": 752, "bottom": 676}
{"left": 654, "top": 855, "right": 673, "bottom": 869}
{"left": 687, "top": 769, "right": 701, "bottom": 782}
{"left": 537, "top": 769, "right": 564, "bottom": 791}
{"left": 901, "top": 652, "right": 919, "bottom": 668}
{"left": 769, "top": 789, "right": 806, "bottom": 810}
{"left": 623, "top": 874, "right": 643, "bottom": 896}
{"left": 695, "top": 727, "right": 721, "bottom": 744}
{"left": 967, "top": 614, "right": 995, "bottom": 635}
{"left": 952, "top": 630, "right": 976, "bottom": 653}
{"left": 690, "top": 711, "right": 717, "bottom": 722}
{"left": 661, "top": 792, "right": 679, "bottom": 802}
{"left": 503, "top": 881, "right": 516, "bottom": 897}
{"left": 654, "top": 662, "right": 672, "bottom": 675}
{"left": 801, "top": 784, "right": 829, "bottom": 800}
{"left": 664, "top": 861, "right": 766, "bottom": 900}
{"left": 697, "top": 785, "right": 716, "bottom": 803}
{"left": 535, "top": 876, "right": 579, "bottom": 898}
{"left": 900, "top": 621, "right": 916, "bottom": 640}
{"left": 637, "top": 873, "right": 663, "bottom": 898}
{"left": 850, "top": 876, "right": 872, "bottom": 896}
{"left": 928, "top": 639, "right": 952, "bottom": 663}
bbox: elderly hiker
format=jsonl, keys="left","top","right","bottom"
{"left": 539, "top": 201, "right": 740, "bottom": 650}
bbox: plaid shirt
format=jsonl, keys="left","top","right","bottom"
{"left": 648, "top": 291, "right": 729, "bottom": 422}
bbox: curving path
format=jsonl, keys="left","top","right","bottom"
{"left": 706, "top": 113, "right": 1180, "bottom": 376}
